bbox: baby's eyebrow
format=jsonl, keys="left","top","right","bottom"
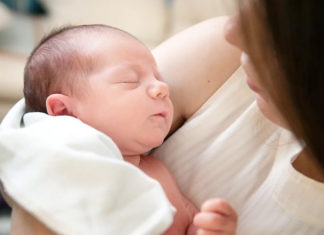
{"left": 112, "top": 63, "right": 134, "bottom": 71}
{"left": 113, "top": 62, "right": 159, "bottom": 79}
{"left": 111, "top": 63, "right": 141, "bottom": 74}
{"left": 89, "top": 64, "right": 135, "bottom": 81}
{"left": 104, "top": 63, "right": 137, "bottom": 76}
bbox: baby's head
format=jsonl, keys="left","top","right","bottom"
{"left": 24, "top": 25, "right": 139, "bottom": 113}
{"left": 24, "top": 25, "right": 173, "bottom": 156}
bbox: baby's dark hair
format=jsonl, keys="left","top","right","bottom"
{"left": 24, "top": 24, "right": 138, "bottom": 113}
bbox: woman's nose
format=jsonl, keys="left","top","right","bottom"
{"left": 148, "top": 80, "right": 169, "bottom": 99}
{"left": 224, "top": 14, "right": 244, "bottom": 51}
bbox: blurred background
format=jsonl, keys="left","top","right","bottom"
{"left": 0, "top": 0, "right": 237, "bottom": 233}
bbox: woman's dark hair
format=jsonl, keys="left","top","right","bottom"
{"left": 239, "top": 0, "right": 324, "bottom": 168}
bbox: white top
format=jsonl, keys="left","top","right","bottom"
{"left": 0, "top": 101, "right": 175, "bottom": 235}
{"left": 153, "top": 67, "right": 324, "bottom": 234}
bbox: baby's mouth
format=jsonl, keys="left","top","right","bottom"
{"left": 153, "top": 111, "right": 168, "bottom": 119}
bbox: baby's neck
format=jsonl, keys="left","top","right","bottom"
{"left": 123, "top": 155, "right": 141, "bottom": 167}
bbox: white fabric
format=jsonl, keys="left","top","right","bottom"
{"left": 237, "top": 131, "right": 324, "bottom": 234}
{"left": 0, "top": 100, "right": 175, "bottom": 235}
{"left": 154, "top": 67, "right": 324, "bottom": 234}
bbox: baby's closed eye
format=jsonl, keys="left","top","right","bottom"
{"left": 115, "top": 69, "right": 140, "bottom": 83}
{"left": 119, "top": 76, "right": 140, "bottom": 83}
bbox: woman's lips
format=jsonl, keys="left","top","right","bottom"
{"left": 241, "top": 52, "right": 261, "bottom": 93}
{"left": 246, "top": 76, "right": 260, "bottom": 93}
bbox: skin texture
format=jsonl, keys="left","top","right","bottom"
{"left": 47, "top": 28, "right": 237, "bottom": 235}
{"left": 11, "top": 204, "right": 57, "bottom": 235}
{"left": 152, "top": 16, "right": 241, "bottom": 133}
{"left": 47, "top": 35, "right": 174, "bottom": 156}
{"left": 224, "top": 14, "right": 324, "bottom": 183}
{"left": 224, "top": 15, "right": 285, "bottom": 128}
{"left": 194, "top": 199, "right": 237, "bottom": 235}
{"left": 11, "top": 18, "right": 240, "bottom": 235}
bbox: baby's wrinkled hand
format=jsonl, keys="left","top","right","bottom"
{"left": 193, "top": 198, "right": 237, "bottom": 235}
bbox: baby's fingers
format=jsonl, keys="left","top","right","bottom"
{"left": 193, "top": 198, "right": 238, "bottom": 234}
{"left": 196, "top": 228, "right": 225, "bottom": 235}
{"left": 193, "top": 212, "right": 235, "bottom": 233}
{"left": 201, "top": 198, "right": 237, "bottom": 220}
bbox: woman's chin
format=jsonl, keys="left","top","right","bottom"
{"left": 256, "top": 95, "right": 287, "bottom": 129}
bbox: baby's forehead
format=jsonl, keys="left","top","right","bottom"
{"left": 57, "top": 27, "right": 154, "bottom": 77}
{"left": 72, "top": 30, "right": 142, "bottom": 61}
{"left": 73, "top": 27, "right": 138, "bottom": 47}
{"left": 65, "top": 30, "right": 132, "bottom": 60}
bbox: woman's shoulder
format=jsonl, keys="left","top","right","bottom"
{"left": 153, "top": 16, "right": 241, "bottom": 133}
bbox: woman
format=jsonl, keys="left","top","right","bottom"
{"left": 153, "top": 0, "right": 324, "bottom": 234}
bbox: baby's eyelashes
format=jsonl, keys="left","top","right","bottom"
{"left": 111, "top": 74, "right": 140, "bottom": 85}
{"left": 119, "top": 78, "right": 140, "bottom": 84}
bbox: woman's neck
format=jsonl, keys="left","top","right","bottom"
{"left": 292, "top": 149, "right": 324, "bottom": 183}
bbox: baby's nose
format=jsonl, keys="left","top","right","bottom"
{"left": 148, "top": 81, "right": 169, "bottom": 99}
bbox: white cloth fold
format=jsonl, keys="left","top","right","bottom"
{"left": 154, "top": 67, "right": 324, "bottom": 234}
{"left": 0, "top": 100, "right": 175, "bottom": 235}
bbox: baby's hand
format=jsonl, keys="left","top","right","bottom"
{"left": 193, "top": 198, "right": 237, "bottom": 235}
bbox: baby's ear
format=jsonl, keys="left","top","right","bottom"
{"left": 46, "top": 94, "right": 74, "bottom": 116}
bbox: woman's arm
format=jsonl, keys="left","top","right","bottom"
{"left": 153, "top": 16, "right": 241, "bottom": 132}
{"left": 1, "top": 185, "right": 55, "bottom": 235}
{"left": 11, "top": 203, "right": 57, "bottom": 235}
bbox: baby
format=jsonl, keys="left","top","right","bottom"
{"left": 23, "top": 24, "right": 237, "bottom": 234}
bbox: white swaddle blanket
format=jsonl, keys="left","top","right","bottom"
{"left": 0, "top": 100, "right": 175, "bottom": 235}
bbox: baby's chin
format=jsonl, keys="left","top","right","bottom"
{"left": 121, "top": 137, "right": 166, "bottom": 156}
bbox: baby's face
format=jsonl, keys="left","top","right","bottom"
{"left": 73, "top": 36, "right": 173, "bottom": 156}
